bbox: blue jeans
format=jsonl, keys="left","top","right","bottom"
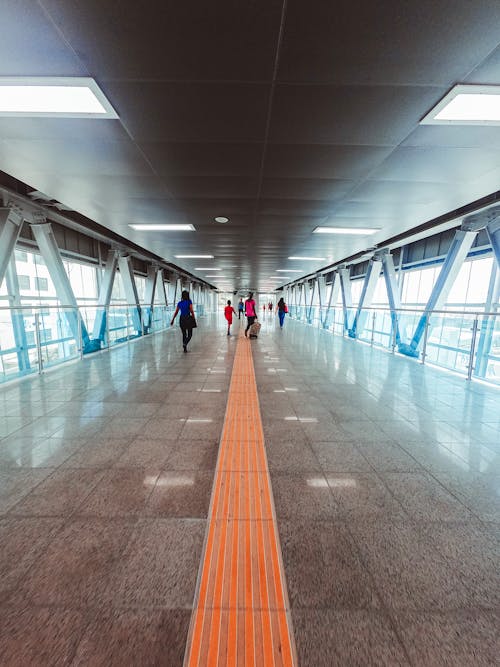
{"left": 278, "top": 311, "right": 285, "bottom": 327}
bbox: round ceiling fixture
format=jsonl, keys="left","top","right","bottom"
{"left": 214, "top": 216, "right": 229, "bottom": 224}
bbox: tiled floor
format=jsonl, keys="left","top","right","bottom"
{"left": 0, "top": 313, "right": 499, "bottom": 665}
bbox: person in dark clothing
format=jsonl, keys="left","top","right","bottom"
{"left": 244, "top": 292, "right": 257, "bottom": 337}
{"left": 276, "top": 297, "right": 287, "bottom": 328}
{"left": 170, "top": 289, "right": 195, "bottom": 352}
{"left": 237, "top": 298, "right": 244, "bottom": 319}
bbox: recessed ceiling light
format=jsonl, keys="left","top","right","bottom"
{"left": 288, "top": 256, "right": 325, "bottom": 261}
{"left": 214, "top": 216, "right": 229, "bottom": 223}
{"left": 175, "top": 254, "right": 214, "bottom": 259}
{"left": 421, "top": 84, "right": 500, "bottom": 125}
{"left": 129, "top": 223, "right": 195, "bottom": 231}
{"left": 0, "top": 77, "right": 118, "bottom": 118}
{"left": 207, "top": 275, "right": 227, "bottom": 278}
{"left": 275, "top": 269, "right": 302, "bottom": 273}
{"left": 313, "top": 226, "right": 380, "bottom": 235}
{"left": 195, "top": 267, "right": 221, "bottom": 270}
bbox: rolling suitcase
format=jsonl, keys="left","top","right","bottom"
{"left": 249, "top": 321, "right": 261, "bottom": 338}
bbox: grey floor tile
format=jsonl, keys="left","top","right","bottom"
{"left": 265, "top": 439, "right": 322, "bottom": 472}
{"left": 76, "top": 468, "right": 159, "bottom": 517}
{"left": 10, "top": 518, "right": 136, "bottom": 607}
{"left": 8, "top": 468, "right": 106, "bottom": 517}
{"left": 141, "top": 418, "right": 186, "bottom": 440}
{"left": 279, "top": 520, "right": 380, "bottom": 610}
{"left": 382, "top": 472, "right": 475, "bottom": 522}
{"left": 0, "top": 469, "right": 54, "bottom": 516}
{"left": 0, "top": 607, "right": 87, "bottom": 667}
{"left": 145, "top": 470, "right": 214, "bottom": 518}
{"left": 102, "top": 518, "right": 205, "bottom": 608}
{"left": 356, "top": 440, "right": 424, "bottom": 473}
{"left": 292, "top": 609, "right": 410, "bottom": 667}
{"left": 326, "top": 473, "right": 408, "bottom": 520}
{"left": 270, "top": 472, "right": 339, "bottom": 520}
{"left": 115, "top": 437, "right": 177, "bottom": 468}
{"left": 310, "top": 441, "right": 373, "bottom": 472}
{"left": 435, "top": 472, "right": 500, "bottom": 522}
{"left": 393, "top": 610, "right": 500, "bottom": 666}
{"left": 61, "top": 438, "right": 132, "bottom": 468}
{"left": 72, "top": 608, "right": 191, "bottom": 667}
{"left": 0, "top": 517, "right": 64, "bottom": 602}
{"left": 165, "top": 439, "right": 219, "bottom": 471}
{"left": 349, "top": 520, "right": 474, "bottom": 611}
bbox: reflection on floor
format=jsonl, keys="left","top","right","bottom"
{"left": 0, "top": 313, "right": 498, "bottom": 665}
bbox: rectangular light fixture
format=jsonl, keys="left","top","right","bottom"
{"left": 129, "top": 224, "right": 195, "bottom": 231}
{"left": 275, "top": 269, "right": 302, "bottom": 273}
{"left": 288, "top": 256, "right": 325, "bottom": 261}
{"left": 175, "top": 254, "right": 214, "bottom": 259}
{"left": 313, "top": 226, "right": 379, "bottom": 235}
{"left": 421, "top": 84, "right": 500, "bottom": 125}
{"left": 195, "top": 267, "right": 220, "bottom": 270}
{"left": 207, "top": 275, "right": 227, "bottom": 278}
{"left": 0, "top": 77, "right": 118, "bottom": 118}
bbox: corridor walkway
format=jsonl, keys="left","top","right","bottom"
{"left": 0, "top": 313, "right": 498, "bottom": 665}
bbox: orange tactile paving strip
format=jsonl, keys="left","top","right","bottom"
{"left": 184, "top": 333, "right": 297, "bottom": 667}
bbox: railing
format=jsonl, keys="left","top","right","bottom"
{"left": 287, "top": 304, "right": 500, "bottom": 386}
{"left": 0, "top": 302, "right": 181, "bottom": 384}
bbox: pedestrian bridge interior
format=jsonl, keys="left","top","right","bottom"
{"left": 0, "top": 1, "right": 500, "bottom": 665}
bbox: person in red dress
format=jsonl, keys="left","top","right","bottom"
{"left": 224, "top": 300, "right": 236, "bottom": 336}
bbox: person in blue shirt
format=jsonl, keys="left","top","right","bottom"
{"left": 170, "top": 290, "right": 196, "bottom": 352}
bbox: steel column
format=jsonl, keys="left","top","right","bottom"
{"left": 143, "top": 265, "right": 159, "bottom": 333}
{"left": 5, "top": 258, "right": 30, "bottom": 371}
{"left": 117, "top": 254, "right": 142, "bottom": 335}
{"left": 92, "top": 249, "right": 119, "bottom": 345}
{"left": 486, "top": 217, "right": 500, "bottom": 269}
{"left": 307, "top": 279, "right": 316, "bottom": 323}
{"left": 474, "top": 262, "right": 499, "bottom": 378}
{"left": 399, "top": 224, "right": 480, "bottom": 358}
{"left": 380, "top": 251, "right": 403, "bottom": 347}
{"left": 348, "top": 258, "right": 382, "bottom": 338}
{"left": 30, "top": 219, "right": 91, "bottom": 351}
{"left": 324, "top": 272, "right": 340, "bottom": 329}
{"left": 339, "top": 268, "right": 353, "bottom": 332}
{"left": 0, "top": 206, "right": 23, "bottom": 287}
{"left": 156, "top": 269, "right": 168, "bottom": 306}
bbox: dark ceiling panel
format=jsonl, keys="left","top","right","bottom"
{"left": 403, "top": 125, "right": 500, "bottom": 150}
{"left": 101, "top": 82, "right": 270, "bottom": 142}
{"left": 264, "top": 145, "right": 393, "bottom": 179}
{"left": 278, "top": 0, "right": 500, "bottom": 85}
{"left": 0, "top": 0, "right": 84, "bottom": 76}
{"left": 41, "top": 0, "right": 283, "bottom": 80}
{"left": 165, "top": 176, "right": 259, "bottom": 199}
{"left": 178, "top": 199, "right": 255, "bottom": 215}
{"left": 258, "top": 199, "right": 332, "bottom": 216}
{"left": 0, "top": 139, "right": 152, "bottom": 177}
{"left": 0, "top": 119, "right": 129, "bottom": 142}
{"left": 269, "top": 85, "right": 446, "bottom": 146}
{"left": 349, "top": 180, "right": 448, "bottom": 205}
{"left": 261, "top": 178, "right": 353, "bottom": 200}
{"left": 371, "top": 146, "right": 500, "bottom": 183}
{"left": 140, "top": 142, "right": 263, "bottom": 177}
{"left": 465, "top": 45, "right": 500, "bottom": 83}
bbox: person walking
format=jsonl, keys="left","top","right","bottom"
{"left": 238, "top": 298, "right": 244, "bottom": 320}
{"left": 170, "top": 289, "right": 196, "bottom": 352}
{"left": 276, "top": 297, "right": 287, "bottom": 329}
{"left": 244, "top": 292, "right": 258, "bottom": 337}
{"left": 224, "top": 300, "right": 236, "bottom": 336}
